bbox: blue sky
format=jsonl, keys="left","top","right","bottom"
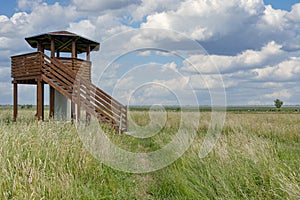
{"left": 0, "top": 0, "right": 69, "bottom": 16}
{"left": 264, "top": 0, "right": 300, "bottom": 10}
{"left": 0, "top": 1, "right": 17, "bottom": 16}
{"left": 0, "top": 0, "right": 300, "bottom": 106}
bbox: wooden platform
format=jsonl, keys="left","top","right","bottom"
{"left": 11, "top": 52, "right": 92, "bottom": 83}
{"left": 11, "top": 51, "right": 127, "bottom": 133}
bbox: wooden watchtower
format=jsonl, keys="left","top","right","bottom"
{"left": 11, "top": 31, "right": 127, "bottom": 132}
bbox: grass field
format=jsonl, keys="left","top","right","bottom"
{"left": 0, "top": 108, "right": 299, "bottom": 199}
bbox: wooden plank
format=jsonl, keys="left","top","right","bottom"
{"left": 51, "top": 55, "right": 82, "bottom": 75}
{"left": 12, "top": 71, "right": 41, "bottom": 76}
{"left": 14, "top": 56, "right": 39, "bottom": 62}
{"left": 90, "top": 93, "right": 121, "bottom": 119}
{"left": 12, "top": 71, "right": 40, "bottom": 75}
{"left": 13, "top": 69, "right": 41, "bottom": 74}
{"left": 11, "top": 52, "right": 40, "bottom": 59}
{"left": 77, "top": 76, "right": 123, "bottom": 109}
{"left": 48, "top": 57, "right": 77, "bottom": 79}
{"left": 79, "top": 94, "right": 116, "bottom": 123}
{"left": 96, "top": 114, "right": 116, "bottom": 126}
{"left": 80, "top": 84, "right": 120, "bottom": 117}
{"left": 42, "top": 75, "right": 72, "bottom": 99}
{"left": 42, "top": 60, "right": 75, "bottom": 86}
{"left": 77, "top": 81, "right": 124, "bottom": 118}
{"left": 42, "top": 68, "right": 74, "bottom": 89}
{"left": 94, "top": 88, "right": 123, "bottom": 112}
{"left": 12, "top": 57, "right": 40, "bottom": 65}
{"left": 13, "top": 76, "right": 40, "bottom": 81}
{"left": 41, "top": 63, "right": 74, "bottom": 86}
{"left": 13, "top": 72, "right": 41, "bottom": 77}
{"left": 12, "top": 66, "right": 41, "bottom": 72}
{"left": 12, "top": 56, "right": 39, "bottom": 63}
{"left": 79, "top": 87, "right": 119, "bottom": 122}
{"left": 93, "top": 85, "right": 123, "bottom": 107}
{"left": 57, "top": 58, "right": 91, "bottom": 81}
{"left": 13, "top": 75, "right": 41, "bottom": 80}
{"left": 41, "top": 67, "right": 73, "bottom": 92}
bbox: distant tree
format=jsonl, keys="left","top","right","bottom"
{"left": 274, "top": 99, "right": 283, "bottom": 109}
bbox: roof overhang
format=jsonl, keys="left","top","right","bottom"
{"left": 25, "top": 31, "right": 100, "bottom": 53}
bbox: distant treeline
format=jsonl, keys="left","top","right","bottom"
{"left": 129, "top": 106, "right": 300, "bottom": 112}
{"left": 0, "top": 105, "right": 49, "bottom": 110}
{"left": 1, "top": 105, "right": 299, "bottom": 112}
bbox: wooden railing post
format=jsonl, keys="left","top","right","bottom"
{"left": 118, "top": 104, "right": 123, "bottom": 134}
{"left": 85, "top": 82, "right": 91, "bottom": 125}
{"left": 77, "top": 79, "right": 81, "bottom": 124}
{"left": 49, "top": 40, "right": 56, "bottom": 120}
{"left": 86, "top": 44, "right": 91, "bottom": 124}
{"left": 50, "top": 40, "right": 55, "bottom": 58}
{"left": 71, "top": 40, "right": 77, "bottom": 122}
{"left": 125, "top": 105, "right": 128, "bottom": 132}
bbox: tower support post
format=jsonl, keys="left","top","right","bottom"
{"left": 37, "top": 78, "right": 44, "bottom": 121}
{"left": 13, "top": 82, "right": 18, "bottom": 121}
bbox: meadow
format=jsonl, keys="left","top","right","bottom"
{"left": 0, "top": 107, "right": 299, "bottom": 199}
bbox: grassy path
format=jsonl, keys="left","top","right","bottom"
{"left": 0, "top": 109, "right": 299, "bottom": 199}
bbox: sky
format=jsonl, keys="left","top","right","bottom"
{"left": 0, "top": 0, "right": 300, "bottom": 106}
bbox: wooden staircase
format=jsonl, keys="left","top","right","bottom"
{"left": 38, "top": 52, "right": 127, "bottom": 132}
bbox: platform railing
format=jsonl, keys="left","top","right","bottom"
{"left": 11, "top": 52, "right": 92, "bottom": 81}
{"left": 57, "top": 57, "right": 91, "bottom": 81}
{"left": 11, "top": 52, "right": 42, "bottom": 80}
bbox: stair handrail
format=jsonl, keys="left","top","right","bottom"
{"left": 40, "top": 52, "right": 127, "bottom": 131}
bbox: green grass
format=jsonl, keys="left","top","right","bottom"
{"left": 0, "top": 108, "right": 299, "bottom": 199}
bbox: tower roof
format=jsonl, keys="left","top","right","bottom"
{"left": 25, "top": 31, "right": 100, "bottom": 53}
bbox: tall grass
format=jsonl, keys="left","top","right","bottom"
{"left": 0, "top": 109, "right": 299, "bottom": 199}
